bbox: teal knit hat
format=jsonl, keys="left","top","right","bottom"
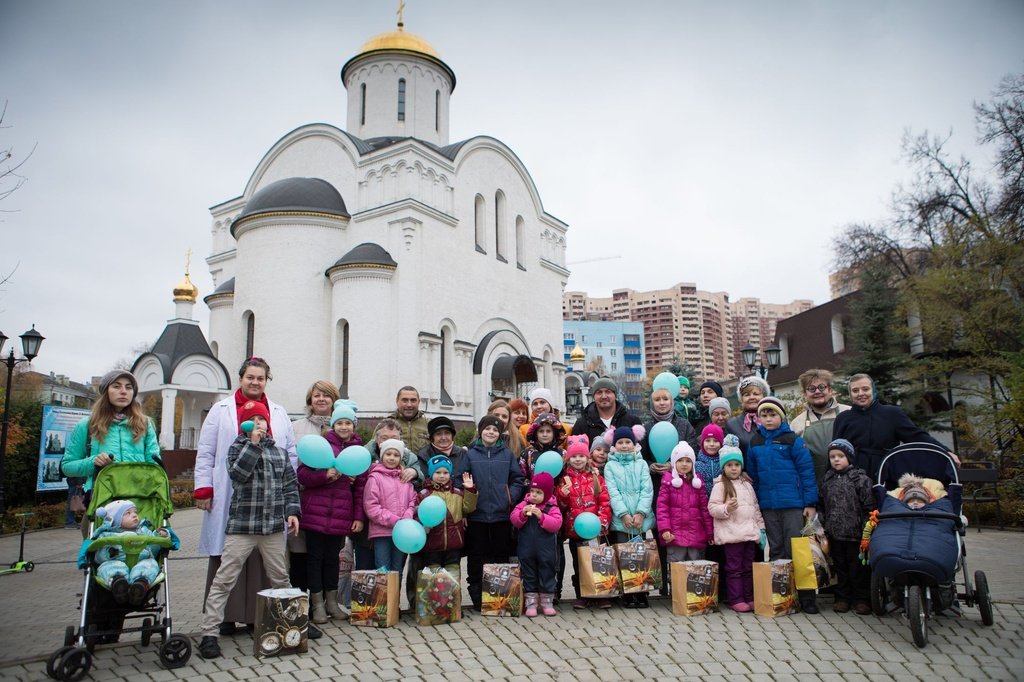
{"left": 331, "top": 399, "right": 358, "bottom": 426}
{"left": 718, "top": 445, "right": 743, "bottom": 469}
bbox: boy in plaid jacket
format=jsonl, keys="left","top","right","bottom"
{"left": 198, "top": 401, "right": 301, "bottom": 659}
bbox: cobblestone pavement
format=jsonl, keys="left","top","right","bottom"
{"left": 1, "top": 509, "right": 1021, "bottom": 681}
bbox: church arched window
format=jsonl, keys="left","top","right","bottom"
{"left": 495, "top": 190, "right": 507, "bottom": 262}
{"left": 515, "top": 215, "right": 525, "bottom": 270}
{"left": 474, "top": 194, "right": 486, "bottom": 253}
{"left": 360, "top": 83, "right": 366, "bottom": 125}
{"left": 244, "top": 312, "right": 255, "bottom": 359}
{"left": 337, "top": 319, "right": 350, "bottom": 398}
{"left": 397, "top": 79, "right": 406, "bottom": 122}
{"left": 435, "top": 90, "right": 440, "bottom": 131}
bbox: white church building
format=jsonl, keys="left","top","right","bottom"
{"left": 190, "top": 21, "right": 569, "bottom": 423}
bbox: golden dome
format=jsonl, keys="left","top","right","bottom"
{"left": 173, "top": 273, "right": 198, "bottom": 303}
{"left": 357, "top": 28, "right": 439, "bottom": 59}
{"left": 570, "top": 344, "right": 586, "bottom": 361}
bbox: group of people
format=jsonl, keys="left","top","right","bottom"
{"left": 59, "top": 359, "right": 955, "bottom": 659}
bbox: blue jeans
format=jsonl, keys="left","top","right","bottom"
{"left": 372, "top": 537, "right": 407, "bottom": 573}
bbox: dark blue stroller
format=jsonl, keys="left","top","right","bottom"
{"left": 868, "top": 443, "right": 995, "bottom": 648}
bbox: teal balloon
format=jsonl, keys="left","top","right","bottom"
{"left": 392, "top": 518, "right": 427, "bottom": 554}
{"left": 240, "top": 420, "right": 254, "bottom": 434}
{"left": 652, "top": 372, "right": 680, "bottom": 395}
{"left": 648, "top": 421, "right": 679, "bottom": 463}
{"left": 418, "top": 495, "right": 447, "bottom": 528}
{"left": 534, "top": 451, "right": 563, "bottom": 478}
{"left": 573, "top": 512, "right": 602, "bottom": 540}
{"left": 336, "top": 445, "right": 371, "bottom": 477}
{"left": 297, "top": 435, "right": 335, "bottom": 469}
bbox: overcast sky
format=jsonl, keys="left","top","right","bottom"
{"left": 1, "top": 0, "right": 1022, "bottom": 383}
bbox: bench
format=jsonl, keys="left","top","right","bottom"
{"left": 958, "top": 461, "right": 1003, "bottom": 531}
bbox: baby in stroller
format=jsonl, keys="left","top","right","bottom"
{"left": 77, "top": 498, "right": 180, "bottom": 606}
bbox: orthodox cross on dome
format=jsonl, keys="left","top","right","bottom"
{"left": 396, "top": 0, "right": 405, "bottom": 30}
{"left": 184, "top": 247, "right": 192, "bottom": 275}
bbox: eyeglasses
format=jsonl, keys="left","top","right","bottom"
{"left": 805, "top": 383, "right": 830, "bottom": 394}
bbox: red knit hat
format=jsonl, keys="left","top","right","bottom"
{"left": 238, "top": 400, "right": 272, "bottom": 434}
{"left": 530, "top": 472, "right": 555, "bottom": 503}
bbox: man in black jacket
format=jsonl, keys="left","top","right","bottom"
{"left": 572, "top": 378, "right": 642, "bottom": 445}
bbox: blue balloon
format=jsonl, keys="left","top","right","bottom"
{"left": 573, "top": 512, "right": 602, "bottom": 540}
{"left": 418, "top": 495, "right": 447, "bottom": 528}
{"left": 240, "top": 420, "right": 254, "bottom": 434}
{"left": 652, "top": 372, "right": 680, "bottom": 396}
{"left": 648, "top": 421, "right": 679, "bottom": 463}
{"left": 392, "top": 518, "right": 427, "bottom": 554}
{"left": 534, "top": 451, "right": 563, "bottom": 478}
{"left": 336, "top": 445, "right": 372, "bottom": 477}
{"left": 297, "top": 435, "right": 335, "bottom": 469}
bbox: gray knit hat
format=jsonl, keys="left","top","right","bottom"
{"left": 98, "top": 370, "right": 139, "bottom": 397}
{"left": 591, "top": 377, "right": 618, "bottom": 395}
{"left": 708, "top": 397, "right": 731, "bottom": 414}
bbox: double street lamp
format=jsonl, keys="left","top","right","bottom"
{"left": 0, "top": 325, "right": 45, "bottom": 513}
{"left": 741, "top": 342, "right": 781, "bottom": 382}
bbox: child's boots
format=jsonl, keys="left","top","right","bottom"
{"left": 524, "top": 592, "right": 539, "bottom": 617}
{"left": 324, "top": 590, "right": 345, "bottom": 619}
{"left": 540, "top": 593, "right": 557, "bottom": 616}
{"left": 310, "top": 592, "right": 329, "bottom": 624}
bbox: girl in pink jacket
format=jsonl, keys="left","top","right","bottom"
{"left": 708, "top": 445, "right": 765, "bottom": 613}
{"left": 656, "top": 442, "right": 714, "bottom": 563}
{"left": 363, "top": 438, "right": 417, "bottom": 572}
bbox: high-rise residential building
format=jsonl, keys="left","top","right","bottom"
{"left": 563, "top": 286, "right": 813, "bottom": 381}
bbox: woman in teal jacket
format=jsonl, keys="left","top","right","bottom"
{"left": 61, "top": 370, "right": 160, "bottom": 504}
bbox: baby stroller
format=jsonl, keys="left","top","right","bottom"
{"left": 47, "top": 462, "right": 192, "bottom": 681}
{"left": 867, "top": 442, "right": 995, "bottom": 648}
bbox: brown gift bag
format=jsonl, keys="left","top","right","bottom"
{"left": 481, "top": 563, "right": 523, "bottom": 616}
{"left": 578, "top": 541, "right": 622, "bottom": 598}
{"left": 753, "top": 560, "right": 796, "bottom": 617}
{"left": 253, "top": 588, "right": 309, "bottom": 657}
{"left": 614, "top": 538, "right": 662, "bottom": 594}
{"left": 670, "top": 561, "right": 719, "bottom": 616}
{"left": 350, "top": 569, "right": 400, "bottom": 628}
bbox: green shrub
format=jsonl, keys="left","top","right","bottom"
{"left": 455, "top": 427, "right": 476, "bottom": 447}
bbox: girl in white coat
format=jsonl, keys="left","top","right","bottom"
{"left": 194, "top": 358, "right": 297, "bottom": 634}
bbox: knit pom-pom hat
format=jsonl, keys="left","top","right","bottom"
{"left": 699, "top": 424, "right": 724, "bottom": 447}
{"left": 331, "top": 399, "right": 358, "bottom": 426}
{"left": 718, "top": 445, "right": 743, "bottom": 470}
{"left": 564, "top": 434, "right": 590, "bottom": 461}
{"left": 604, "top": 424, "right": 646, "bottom": 447}
{"left": 669, "top": 442, "right": 701, "bottom": 489}
{"left": 527, "top": 412, "right": 565, "bottom": 446}
{"left": 97, "top": 499, "right": 137, "bottom": 528}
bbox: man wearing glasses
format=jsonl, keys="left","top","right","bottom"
{"left": 790, "top": 369, "right": 850, "bottom": 483}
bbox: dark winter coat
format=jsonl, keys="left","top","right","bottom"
{"left": 416, "top": 443, "right": 468, "bottom": 485}
{"left": 725, "top": 413, "right": 758, "bottom": 455}
{"left": 832, "top": 400, "right": 946, "bottom": 479}
{"left": 746, "top": 423, "right": 818, "bottom": 510}
{"left": 640, "top": 411, "right": 699, "bottom": 491}
{"left": 456, "top": 440, "right": 525, "bottom": 523}
{"left": 571, "top": 401, "right": 642, "bottom": 445}
{"left": 419, "top": 480, "right": 478, "bottom": 552}
{"left": 819, "top": 465, "right": 874, "bottom": 542}
{"left": 297, "top": 464, "right": 366, "bottom": 536}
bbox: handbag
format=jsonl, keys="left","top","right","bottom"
{"left": 69, "top": 492, "right": 86, "bottom": 514}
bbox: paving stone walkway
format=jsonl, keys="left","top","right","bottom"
{"left": 1, "top": 509, "right": 1021, "bottom": 681}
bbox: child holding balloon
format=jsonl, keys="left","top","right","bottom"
{"left": 511, "top": 472, "right": 563, "bottom": 616}
{"left": 296, "top": 401, "right": 368, "bottom": 623}
{"left": 520, "top": 412, "right": 566, "bottom": 482}
{"left": 418, "top": 454, "right": 478, "bottom": 567}
{"left": 602, "top": 424, "right": 653, "bottom": 608}
{"left": 363, "top": 439, "right": 418, "bottom": 572}
{"left": 557, "top": 434, "right": 612, "bottom": 609}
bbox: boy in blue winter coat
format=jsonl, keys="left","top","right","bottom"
{"left": 746, "top": 396, "right": 820, "bottom": 613}
{"left": 457, "top": 415, "right": 525, "bottom": 610}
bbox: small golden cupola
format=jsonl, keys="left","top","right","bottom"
{"left": 570, "top": 344, "right": 586, "bottom": 362}
{"left": 173, "top": 249, "right": 199, "bottom": 303}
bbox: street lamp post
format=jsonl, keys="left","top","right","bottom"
{"left": 0, "top": 325, "right": 45, "bottom": 513}
{"left": 740, "top": 342, "right": 781, "bottom": 383}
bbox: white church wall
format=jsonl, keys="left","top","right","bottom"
{"left": 344, "top": 57, "right": 452, "bottom": 146}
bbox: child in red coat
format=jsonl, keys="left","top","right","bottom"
{"left": 657, "top": 442, "right": 714, "bottom": 563}
{"left": 556, "top": 434, "right": 612, "bottom": 610}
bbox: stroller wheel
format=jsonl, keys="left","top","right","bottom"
{"left": 975, "top": 571, "right": 994, "bottom": 626}
{"left": 907, "top": 585, "right": 928, "bottom": 648}
{"left": 159, "top": 634, "right": 192, "bottom": 669}
{"left": 870, "top": 573, "right": 887, "bottom": 617}
{"left": 63, "top": 626, "right": 75, "bottom": 647}
{"left": 56, "top": 648, "right": 92, "bottom": 682}
{"left": 46, "top": 647, "right": 73, "bottom": 679}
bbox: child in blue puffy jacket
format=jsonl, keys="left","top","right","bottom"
{"left": 745, "top": 396, "right": 820, "bottom": 613}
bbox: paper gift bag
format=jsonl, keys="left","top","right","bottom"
{"left": 415, "top": 565, "right": 462, "bottom": 625}
{"left": 253, "top": 588, "right": 309, "bottom": 657}
{"left": 578, "top": 541, "right": 622, "bottom": 598}
{"left": 753, "top": 560, "right": 796, "bottom": 617}
{"left": 350, "top": 569, "right": 400, "bottom": 627}
{"left": 790, "top": 536, "right": 818, "bottom": 591}
{"left": 481, "top": 563, "right": 523, "bottom": 616}
{"left": 614, "top": 538, "right": 662, "bottom": 594}
{"left": 670, "top": 561, "right": 719, "bottom": 616}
